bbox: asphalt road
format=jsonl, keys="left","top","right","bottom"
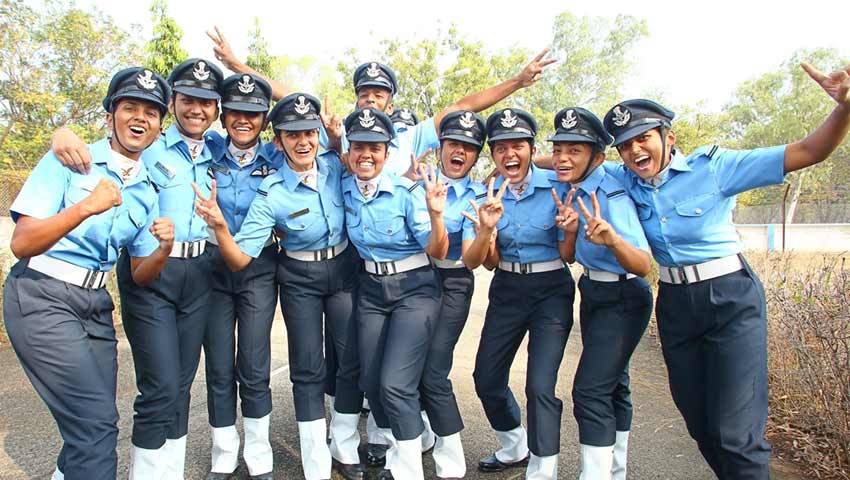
{"left": 0, "top": 266, "right": 798, "bottom": 479}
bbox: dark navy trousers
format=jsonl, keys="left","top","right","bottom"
{"left": 203, "top": 244, "right": 278, "bottom": 427}
{"left": 473, "top": 268, "right": 575, "bottom": 457}
{"left": 572, "top": 275, "right": 652, "bottom": 446}
{"left": 117, "top": 249, "right": 212, "bottom": 449}
{"left": 278, "top": 245, "right": 363, "bottom": 420}
{"left": 3, "top": 262, "right": 119, "bottom": 479}
{"left": 656, "top": 260, "right": 771, "bottom": 480}
{"left": 358, "top": 265, "right": 442, "bottom": 441}
{"left": 419, "top": 266, "right": 475, "bottom": 437}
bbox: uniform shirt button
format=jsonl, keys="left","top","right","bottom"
{"left": 667, "top": 242, "right": 673, "bottom": 247}
{"left": 654, "top": 188, "right": 660, "bottom": 194}
{"left": 660, "top": 216, "right": 667, "bottom": 223}
{"left": 364, "top": 226, "right": 369, "bottom": 231}
{"left": 695, "top": 208, "right": 703, "bottom": 214}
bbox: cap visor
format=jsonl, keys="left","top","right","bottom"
{"left": 173, "top": 86, "right": 221, "bottom": 100}
{"left": 222, "top": 101, "right": 268, "bottom": 113}
{"left": 273, "top": 119, "right": 322, "bottom": 131}
{"left": 488, "top": 132, "right": 534, "bottom": 142}
{"left": 612, "top": 123, "right": 660, "bottom": 146}
{"left": 347, "top": 131, "right": 391, "bottom": 143}
{"left": 112, "top": 93, "right": 167, "bottom": 112}
{"left": 548, "top": 133, "right": 596, "bottom": 144}
{"left": 356, "top": 80, "right": 393, "bottom": 92}
{"left": 440, "top": 133, "right": 483, "bottom": 147}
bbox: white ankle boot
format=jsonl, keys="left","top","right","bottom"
{"left": 244, "top": 414, "right": 273, "bottom": 476}
{"left": 579, "top": 444, "right": 614, "bottom": 480}
{"left": 611, "top": 431, "right": 629, "bottom": 480}
{"left": 128, "top": 444, "right": 163, "bottom": 480}
{"left": 210, "top": 425, "right": 240, "bottom": 474}
{"left": 298, "top": 418, "right": 332, "bottom": 480}
{"left": 527, "top": 452, "right": 558, "bottom": 479}
{"left": 433, "top": 433, "right": 466, "bottom": 478}
{"left": 329, "top": 412, "right": 361, "bottom": 464}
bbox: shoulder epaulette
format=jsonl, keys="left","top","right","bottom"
{"left": 407, "top": 182, "right": 421, "bottom": 192}
{"left": 707, "top": 145, "right": 719, "bottom": 159}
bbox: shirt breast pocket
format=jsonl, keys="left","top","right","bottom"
{"left": 636, "top": 203, "right": 653, "bottom": 221}
{"left": 370, "top": 214, "right": 407, "bottom": 243}
{"left": 674, "top": 192, "right": 718, "bottom": 219}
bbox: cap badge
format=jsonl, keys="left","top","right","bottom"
{"left": 237, "top": 75, "right": 255, "bottom": 94}
{"left": 193, "top": 61, "right": 211, "bottom": 81}
{"left": 400, "top": 109, "right": 412, "bottom": 121}
{"left": 137, "top": 70, "right": 157, "bottom": 91}
{"left": 294, "top": 95, "right": 311, "bottom": 115}
{"left": 612, "top": 106, "right": 631, "bottom": 127}
{"left": 459, "top": 112, "right": 476, "bottom": 129}
{"left": 500, "top": 110, "right": 518, "bottom": 128}
{"left": 366, "top": 63, "right": 381, "bottom": 78}
{"left": 359, "top": 110, "right": 376, "bottom": 128}
{"left": 561, "top": 109, "right": 578, "bottom": 129}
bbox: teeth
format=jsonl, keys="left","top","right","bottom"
{"left": 129, "top": 126, "right": 145, "bottom": 134}
{"left": 505, "top": 161, "right": 519, "bottom": 167}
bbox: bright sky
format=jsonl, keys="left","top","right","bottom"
{"left": 84, "top": 0, "right": 849, "bottom": 111}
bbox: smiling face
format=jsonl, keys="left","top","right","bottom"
{"left": 107, "top": 98, "right": 163, "bottom": 159}
{"left": 615, "top": 127, "right": 676, "bottom": 179}
{"left": 273, "top": 129, "right": 319, "bottom": 172}
{"left": 551, "top": 141, "right": 604, "bottom": 183}
{"left": 439, "top": 139, "right": 480, "bottom": 179}
{"left": 349, "top": 141, "right": 388, "bottom": 180}
{"left": 491, "top": 139, "right": 536, "bottom": 183}
{"left": 222, "top": 109, "right": 266, "bottom": 149}
{"left": 169, "top": 92, "right": 218, "bottom": 139}
{"left": 355, "top": 86, "right": 393, "bottom": 113}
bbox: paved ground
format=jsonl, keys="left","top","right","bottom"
{"left": 0, "top": 266, "right": 800, "bottom": 479}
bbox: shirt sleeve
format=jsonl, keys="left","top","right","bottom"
{"left": 233, "top": 188, "right": 277, "bottom": 258}
{"left": 404, "top": 184, "right": 433, "bottom": 249}
{"left": 127, "top": 200, "right": 161, "bottom": 257}
{"left": 712, "top": 145, "right": 787, "bottom": 197}
{"left": 605, "top": 193, "right": 650, "bottom": 252}
{"left": 403, "top": 118, "right": 439, "bottom": 158}
{"left": 9, "top": 151, "right": 70, "bottom": 222}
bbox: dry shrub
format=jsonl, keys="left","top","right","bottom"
{"left": 747, "top": 251, "right": 850, "bottom": 479}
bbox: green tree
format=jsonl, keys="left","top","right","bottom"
{"left": 245, "top": 17, "right": 274, "bottom": 79}
{"left": 0, "top": 0, "right": 141, "bottom": 170}
{"left": 724, "top": 48, "right": 850, "bottom": 221}
{"left": 144, "top": 0, "right": 187, "bottom": 77}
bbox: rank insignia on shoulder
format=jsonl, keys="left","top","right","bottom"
{"left": 257, "top": 189, "right": 268, "bottom": 197}
{"left": 707, "top": 145, "right": 719, "bottom": 159}
{"left": 288, "top": 208, "right": 310, "bottom": 219}
{"left": 407, "top": 183, "right": 421, "bottom": 192}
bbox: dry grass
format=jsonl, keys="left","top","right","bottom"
{"left": 747, "top": 252, "right": 849, "bottom": 479}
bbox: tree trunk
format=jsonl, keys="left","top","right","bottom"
{"left": 785, "top": 171, "right": 806, "bottom": 224}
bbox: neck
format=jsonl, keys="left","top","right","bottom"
{"left": 110, "top": 137, "right": 142, "bottom": 161}
{"left": 230, "top": 137, "right": 259, "bottom": 150}
{"left": 287, "top": 158, "right": 315, "bottom": 173}
{"left": 176, "top": 123, "right": 204, "bottom": 140}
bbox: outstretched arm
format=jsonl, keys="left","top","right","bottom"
{"left": 785, "top": 63, "right": 850, "bottom": 173}
{"left": 433, "top": 49, "right": 557, "bottom": 128}
{"left": 207, "top": 26, "right": 291, "bottom": 101}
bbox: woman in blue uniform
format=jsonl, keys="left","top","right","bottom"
{"left": 3, "top": 67, "right": 174, "bottom": 480}
{"left": 46, "top": 58, "right": 225, "bottom": 477}
{"left": 201, "top": 73, "right": 280, "bottom": 480}
{"left": 600, "top": 62, "right": 850, "bottom": 479}
{"left": 339, "top": 107, "right": 449, "bottom": 480}
{"left": 194, "top": 93, "right": 366, "bottom": 480}
{"left": 547, "top": 107, "right": 653, "bottom": 479}
{"left": 464, "top": 108, "right": 574, "bottom": 480}
{"left": 414, "top": 109, "right": 488, "bottom": 479}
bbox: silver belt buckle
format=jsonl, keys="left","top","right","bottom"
{"left": 519, "top": 263, "right": 529, "bottom": 274}
{"left": 315, "top": 248, "right": 329, "bottom": 261}
{"left": 379, "top": 261, "right": 392, "bottom": 275}
{"left": 677, "top": 267, "right": 689, "bottom": 285}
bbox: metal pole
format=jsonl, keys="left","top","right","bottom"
{"left": 781, "top": 182, "right": 791, "bottom": 252}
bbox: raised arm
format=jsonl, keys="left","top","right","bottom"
{"left": 421, "top": 165, "right": 449, "bottom": 260}
{"left": 553, "top": 188, "right": 579, "bottom": 263}
{"left": 192, "top": 181, "right": 253, "bottom": 271}
{"left": 784, "top": 63, "right": 850, "bottom": 173}
{"left": 576, "top": 192, "right": 651, "bottom": 277}
{"left": 462, "top": 178, "right": 508, "bottom": 270}
{"left": 11, "top": 178, "right": 121, "bottom": 258}
{"left": 207, "top": 26, "right": 290, "bottom": 101}
{"left": 433, "top": 49, "right": 557, "bottom": 128}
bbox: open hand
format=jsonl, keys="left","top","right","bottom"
{"left": 420, "top": 164, "right": 447, "bottom": 215}
{"left": 552, "top": 188, "right": 579, "bottom": 233}
{"left": 576, "top": 191, "right": 620, "bottom": 247}
{"left": 192, "top": 180, "right": 226, "bottom": 230}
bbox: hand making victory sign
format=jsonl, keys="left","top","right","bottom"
{"left": 192, "top": 180, "right": 226, "bottom": 231}
{"left": 516, "top": 48, "right": 559, "bottom": 87}
{"left": 552, "top": 187, "right": 579, "bottom": 234}
{"left": 461, "top": 177, "right": 509, "bottom": 235}
{"left": 576, "top": 191, "right": 621, "bottom": 248}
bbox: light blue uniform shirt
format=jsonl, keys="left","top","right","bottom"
{"left": 442, "top": 174, "right": 487, "bottom": 261}
{"left": 10, "top": 138, "right": 160, "bottom": 271}
{"left": 341, "top": 174, "right": 432, "bottom": 262}
{"left": 235, "top": 151, "right": 347, "bottom": 257}
{"left": 604, "top": 145, "right": 786, "bottom": 267}
{"left": 471, "top": 166, "right": 568, "bottom": 264}
{"left": 570, "top": 165, "right": 650, "bottom": 275}
{"left": 142, "top": 124, "right": 215, "bottom": 242}
{"left": 324, "top": 118, "right": 439, "bottom": 177}
{"left": 205, "top": 135, "right": 284, "bottom": 235}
